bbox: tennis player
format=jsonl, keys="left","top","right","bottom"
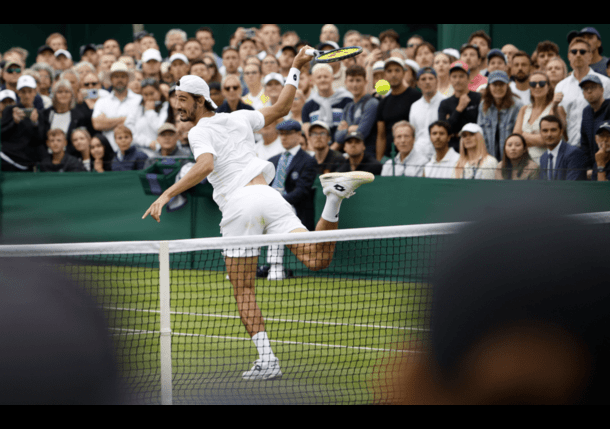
{"left": 143, "top": 46, "right": 374, "bottom": 381}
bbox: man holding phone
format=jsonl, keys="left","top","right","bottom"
{"left": 0, "top": 76, "right": 44, "bottom": 172}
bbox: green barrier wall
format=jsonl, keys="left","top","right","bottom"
{"left": 1, "top": 171, "right": 609, "bottom": 245}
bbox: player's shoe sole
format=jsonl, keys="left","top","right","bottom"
{"left": 320, "top": 171, "right": 375, "bottom": 199}
{"left": 242, "top": 358, "right": 282, "bottom": 381}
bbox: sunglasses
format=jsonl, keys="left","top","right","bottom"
{"left": 570, "top": 49, "right": 589, "bottom": 56}
{"left": 6, "top": 68, "right": 21, "bottom": 74}
{"left": 141, "top": 78, "right": 158, "bottom": 88}
{"left": 224, "top": 85, "right": 240, "bottom": 91}
{"left": 83, "top": 81, "right": 99, "bottom": 87}
{"left": 529, "top": 80, "right": 548, "bottom": 88}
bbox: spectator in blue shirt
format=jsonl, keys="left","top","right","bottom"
{"left": 334, "top": 65, "right": 379, "bottom": 156}
{"left": 111, "top": 124, "right": 148, "bottom": 171}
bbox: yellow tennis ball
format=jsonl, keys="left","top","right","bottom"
{"left": 375, "top": 79, "right": 390, "bottom": 95}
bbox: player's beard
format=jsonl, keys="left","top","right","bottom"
{"left": 179, "top": 100, "right": 198, "bottom": 122}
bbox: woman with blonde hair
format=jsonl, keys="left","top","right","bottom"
{"left": 452, "top": 123, "right": 498, "bottom": 179}
{"left": 433, "top": 51, "right": 454, "bottom": 97}
{"left": 545, "top": 57, "right": 568, "bottom": 89}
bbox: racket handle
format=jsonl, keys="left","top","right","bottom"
{"left": 305, "top": 49, "right": 315, "bottom": 57}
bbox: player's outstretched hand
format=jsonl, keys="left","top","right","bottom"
{"left": 293, "top": 46, "right": 315, "bottom": 70}
{"left": 142, "top": 193, "right": 172, "bottom": 223}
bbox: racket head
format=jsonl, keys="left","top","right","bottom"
{"left": 314, "top": 46, "right": 363, "bottom": 63}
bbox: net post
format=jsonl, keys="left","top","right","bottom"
{"left": 159, "top": 241, "right": 173, "bottom": 405}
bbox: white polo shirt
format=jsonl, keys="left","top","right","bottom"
{"left": 409, "top": 92, "right": 446, "bottom": 160}
{"left": 423, "top": 147, "right": 460, "bottom": 179}
{"left": 92, "top": 89, "right": 142, "bottom": 152}
{"left": 555, "top": 68, "right": 610, "bottom": 147}
{"left": 381, "top": 148, "right": 430, "bottom": 177}
{"left": 188, "top": 110, "right": 275, "bottom": 212}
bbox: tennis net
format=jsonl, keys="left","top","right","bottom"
{"left": 1, "top": 212, "right": 607, "bottom": 404}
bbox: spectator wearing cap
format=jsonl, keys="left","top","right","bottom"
{"left": 91, "top": 61, "right": 142, "bottom": 153}
{"left": 460, "top": 44, "right": 487, "bottom": 92}
{"left": 477, "top": 70, "right": 523, "bottom": 161}
{"left": 36, "top": 45, "right": 56, "bottom": 68}
{"left": 369, "top": 60, "right": 386, "bottom": 100}
{"left": 576, "top": 27, "right": 609, "bottom": 77}
{"left": 438, "top": 60, "right": 482, "bottom": 152}
{"left": 0, "top": 89, "right": 16, "bottom": 118}
{"left": 513, "top": 71, "right": 566, "bottom": 165}
{"left": 338, "top": 130, "right": 382, "bottom": 175}
{"left": 278, "top": 45, "right": 297, "bottom": 80}
{"left": 452, "top": 123, "right": 498, "bottom": 180}
{"left": 54, "top": 50, "right": 73, "bottom": 73}
{"left": 409, "top": 67, "right": 447, "bottom": 160}
{"left": 38, "top": 128, "right": 86, "bottom": 172}
{"left": 433, "top": 52, "right": 454, "bottom": 97}
{"left": 169, "top": 53, "right": 190, "bottom": 84}
{"left": 308, "top": 120, "right": 347, "bottom": 174}
{"left": 593, "top": 121, "right": 610, "bottom": 181}
{"left": 0, "top": 75, "right": 45, "bottom": 172}
{"left": 141, "top": 49, "right": 163, "bottom": 81}
{"left": 216, "top": 74, "right": 254, "bottom": 114}
{"left": 538, "top": 115, "right": 587, "bottom": 181}
{"left": 143, "top": 122, "right": 192, "bottom": 169}
{"left": 302, "top": 63, "right": 352, "bottom": 143}
{"left": 335, "top": 65, "right": 379, "bottom": 156}
{"left": 555, "top": 37, "right": 610, "bottom": 148}
{"left": 375, "top": 56, "right": 422, "bottom": 160}
{"left": 403, "top": 59, "right": 420, "bottom": 89}
{"left": 509, "top": 51, "right": 533, "bottom": 105}
{"left": 476, "top": 49, "right": 509, "bottom": 93}
{"left": 381, "top": 120, "right": 428, "bottom": 177}
{"left": 131, "top": 78, "right": 170, "bottom": 156}
{"left": 579, "top": 74, "right": 610, "bottom": 174}
{"left": 534, "top": 41, "right": 559, "bottom": 73}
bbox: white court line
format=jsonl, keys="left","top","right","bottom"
{"left": 103, "top": 305, "right": 430, "bottom": 332}
{"left": 109, "top": 327, "right": 422, "bottom": 354}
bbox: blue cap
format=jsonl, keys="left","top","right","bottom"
{"left": 596, "top": 121, "right": 610, "bottom": 135}
{"left": 579, "top": 74, "right": 603, "bottom": 88}
{"left": 577, "top": 27, "right": 603, "bottom": 55}
{"left": 276, "top": 119, "right": 301, "bottom": 132}
{"left": 487, "top": 48, "right": 507, "bottom": 64}
{"left": 416, "top": 66, "right": 437, "bottom": 80}
{"left": 487, "top": 70, "right": 510, "bottom": 84}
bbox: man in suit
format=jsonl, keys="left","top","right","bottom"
{"left": 539, "top": 115, "right": 588, "bottom": 180}
{"left": 262, "top": 119, "right": 318, "bottom": 280}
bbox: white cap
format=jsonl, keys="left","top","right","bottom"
{"left": 442, "top": 48, "right": 460, "bottom": 60}
{"left": 372, "top": 60, "right": 385, "bottom": 72}
{"left": 459, "top": 123, "right": 484, "bottom": 136}
{"left": 404, "top": 59, "right": 421, "bottom": 74}
{"left": 370, "top": 36, "right": 381, "bottom": 47}
{"left": 54, "top": 49, "right": 72, "bottom": 60}
{"left": 110, "top": 61, "right": 130, "bottom": 75}
{"left": 169, "top": 53, "right": 189, "bottom": 65}
{"left": 175, "top": 75, "right": 218, "bottom": 109}
{"left": 384, "top": 57, "right": 405, "bottom": 70}
{"left": 142, "top": 48, "right": 162, "bottom": 63}
{"left": 16, "top": 75, "right": 37, "bottom": 90}
{"left": 0, "top": 89, "right": 17, "bottom": 102}
{"left": 263, "top": 72, "right": 284, "bottom": 86}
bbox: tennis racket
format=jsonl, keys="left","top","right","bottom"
{"left": 305, "top": 46, "right": 363, "bottom": 63}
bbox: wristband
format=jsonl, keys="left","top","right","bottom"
{"left": 598, "top": 166, "right": 606, "bottom": 173}
{"left": 286, "top": 67, "right": 300, "bottom": 88}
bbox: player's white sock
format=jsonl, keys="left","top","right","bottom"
{"left": 252, "top": 331, "right": 276, "bottom": 362}
{"left": 321, "top": 193, "right": 342, "bottom": 222}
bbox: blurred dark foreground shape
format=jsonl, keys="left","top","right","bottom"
{"left": 380, "top": 187, "right": 610, "bottom": 405}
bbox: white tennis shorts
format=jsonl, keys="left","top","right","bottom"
{"left": 220, "top": 185, "right": 306, "bottom": 258}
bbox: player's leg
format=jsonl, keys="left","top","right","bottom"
{"left": 287, "top": 171, "right": 374, "bottom": 270}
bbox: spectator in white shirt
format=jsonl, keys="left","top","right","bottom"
{"left": 554, "top": 37, "right": 610, "bottom": 147}
{"left": 452, "top": 123, "right": 498, "bottom": 180}
{"left": 130, "top": 78, "right": 169, "bottom": 156}
{"left": 509, "top": 51, "right": 532, "bottom": 105}
{"left": 91, "top": 62, "right": 142, "bottom": 153}
{"left": 409, "top": 67, "right": 446, "bottom": 160}
{"left": 381, "top": 120, "right": 429, "bottom": 177}
{"left": 423, "top": 120, "right": 460, "bottom": 178}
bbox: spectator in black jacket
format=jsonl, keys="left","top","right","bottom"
{"left": 338, "top": 130, "right": 382, "bottom": 175}
{"left": 578, "top": 74, "right": 610, "bottom": 176}
{"left": 39, "top": 129, "right": 86, "bottom": 172}
{"left": 438, "top": 60, "right": 482, "bottom": 152}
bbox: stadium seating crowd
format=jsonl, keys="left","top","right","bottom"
{"left": 1, "top": 24, "right": 609, "bottom": 182}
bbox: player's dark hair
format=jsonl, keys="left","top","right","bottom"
{"left": 193, "top": 94, "right": 216, "bottom": 113}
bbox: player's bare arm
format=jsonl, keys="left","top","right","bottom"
{"left": 142, "top": 153, "right": 214, "bottom": 222}
{"left": 258, "top": 46, "right": 314, "bottom": 127}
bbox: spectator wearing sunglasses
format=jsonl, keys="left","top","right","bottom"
{"left": 1, "top": 60, "right": 45, "bottom": 111}
{"left": 215, "top": 74, "right": 254, "bottom": 113}
{"left": 131, "top": 78, "right": 170, "bottom": 156}
{"left": 554, "top": 37, "right": 610, "bottom": 148}
{"left": 575, "top": 27, "right": 609, "bottom": 77}
{"left": 513, "top": 71, "right": 567, "bottom": 165}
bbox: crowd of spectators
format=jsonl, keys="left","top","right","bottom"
{"left": 1, "top": 24, "right": 609, "bottom": 182}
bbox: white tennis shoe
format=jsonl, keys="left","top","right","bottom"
{"left": 320, "top": 171, "right": 375, "bottom": 199}
{"left": 242, "top": 358, "right": 282, "bottom": 381}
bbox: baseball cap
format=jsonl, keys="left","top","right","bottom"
{"left": 579, "top": 74, "right": 603, "bottom": 88}
{"left": 169, "top": 53, "right": 189, "bottom": 65}
{"left": 345, "top": 131, "right": 365, "bottom": 142}
{"left": 449, "top": 60, "right": 470, "bottom": 75}
{"left": 16, "top": 75, "right": 37, "bottom": 90}
{"left": 487, "top": 70, "right": 510, "bottom": 85}
{"left": 0, "top": 89, "right": 17, "bottom": 102}
{"left": 596, "top": 121, "right": 610, "bottom": 135}
{"left": 79, "top": 43, "right": 98, "bottom": 57}
{"left": 487, "top": 48, "right": 507, "bottom": 64}
{"left": 276, "top": 119, "right": 301, "bottom": 132}
{"left": 404, "top": 59, "right": 421, "bottom": 74}
{"left": 263, "top": 72, "right": 284, "bottom": 86}
{"left": 37, "top": 45, "right": 54, "bottom": 55}
{"left": 442, "top": 48, "right": 460, "bottom": 60}
{"left": 109, "top": 61, "right": 130, "bottom": 75}
{"left": 3, "top": 60, "right": 22, "bottom": 71}
{"left": 384, "top": 57, "right": 405, "bottom": 70}
{"left": 142, "top": 49, "right": 162, "bottom": 63}
{"left": 54, "top": 49, "right": 72, "bottom": 60}
{"left": 416, "top": 66, "right": 437, "bottom": 80}
{"left": 280, "top": 45, "right": 298, "bottom": 56}
{"left": 309, "top": 120, "right": 330, "bottom": 133}
{"left": 175, "top": 75, "right": 218, "bottom": 110}
{"left": 372, "top": 61, "right": 385, "bottom": 73}
{"left": 157, "top": 122, "right": 177, "bottom": 135}
{"left": 133, "top": 30, "right": 153, "bottom": 42}
{"left": 317, "top": 41, "right": 340, "bottom": 51}
{"left": 459, "top": 123, "right": 483, "bottom": 136}
{"left": 370, "top": 36, "right": 381, "bottom": 48}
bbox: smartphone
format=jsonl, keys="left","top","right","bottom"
{"left": 84, "top": 89, "right": 98, "bottom": 100}
{"left": 22, "top": 108, "right": 34, "bottom": 118}
{"left": 245, "top": 28, "right": 256, "bottom": 39}
{"left": 381, "top": 50, "right": 391, "bottom": 60}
